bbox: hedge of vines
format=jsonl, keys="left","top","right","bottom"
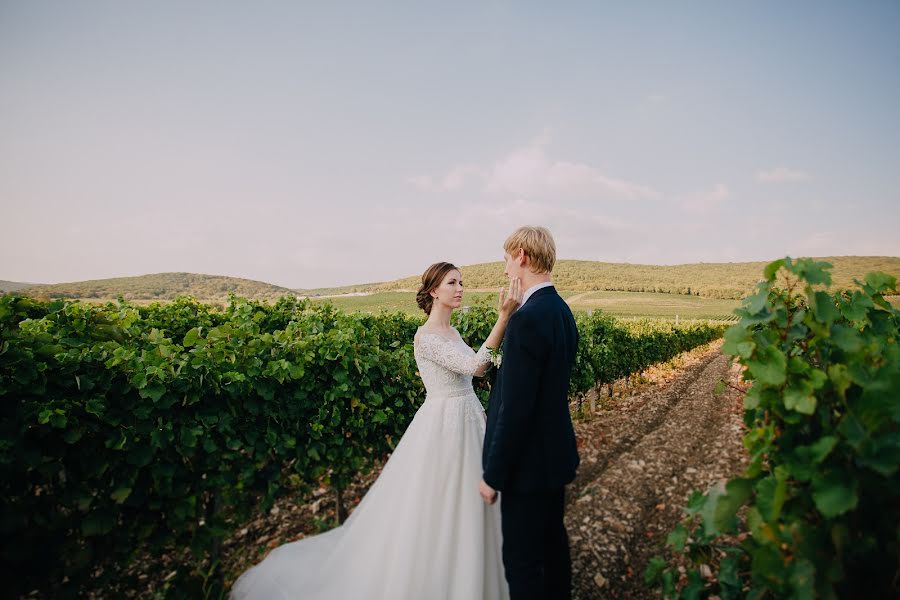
{"left": 0, "top": 294, "right": 723, "bottom": 597}
{"left": 647, "top": 259, "right": 899, "bottom": 598}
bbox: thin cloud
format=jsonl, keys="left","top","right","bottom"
{"left": 681, "top": 183, "right": 729, "bottom": 212}
{"left": 460, "top": 197, "right": 633, "bottom": 232}
{"left": 757, "top": 167, "right": 810, "bottom": 182}
{"left": 406, "top": 165, "right": 484, "bottom": 192}
{"left": 407, "top": 136, "right": 657, "bottom": 200}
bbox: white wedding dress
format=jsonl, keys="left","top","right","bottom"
{"left": 229, "top": 328, "right": 510, "bottom": 600}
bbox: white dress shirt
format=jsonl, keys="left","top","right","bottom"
{"left": 520, "top": 281, "right": 554, "bottom": 307}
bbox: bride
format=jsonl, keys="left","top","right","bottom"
{"left": 229, "top": 262, "right": 522, "bottom": 600}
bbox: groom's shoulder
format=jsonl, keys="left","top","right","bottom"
{"left": 527, "top": 286, "right": 564, "bottom": 310}
{"left": 512, "top": 289, "right": 558, "bottom": 325}
{"left": 530, "top": 288, "right": 576, "bottom": 325}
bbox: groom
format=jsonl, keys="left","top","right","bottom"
{"left": 480, "top": 226, "right": 580, "bottom": 600}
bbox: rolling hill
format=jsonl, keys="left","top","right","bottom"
{"left": 0, "top": 280, "right": 37, "bottom": 294}
{"left": 6, "top": 256, "right": 897, "bottom": 303}
{"left": 15, "top": 273, "right": 296, "bottom": 302}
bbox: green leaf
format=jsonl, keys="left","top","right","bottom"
{"left": 63, "top": 427, "right": 84, "bottom": 444}
{"left": 856, "top": 432, "right": 900, "bottom": 476}
{"left": 827, "top": 364, "right": 852, "bottom": 399}
{"left": 839, "top": 294, "right": 871, "bottom": 322}
{"left": 105, "top": 430, "right": 127, "bottom": 451}
{"left": 82, "top": 512, "right": 116, "bottom": 536}
{"left": 747, "top": 345, "right": 787, "bottom": 386}
{"left": 788, "top": 436, "right": 839, "bottom": 481}
{"left": 180, "top": 427, "right": 198, "bottom": 448}
{"left": 756, "top": 468, "right": 788, "bottom": 522}
{"left": 864, "top": 271, "right": 896, "bottom": 294}
{"left": 812, "top": 471, "right": 858, "bottom": 518}
{"left": 837, "top": 413, "right": 867, "bottom": 450}
{"left": 717, "top": 556, "right": 742, "bottom": 598}
{"left": 788, "top": 558, "right": 816, "bottom": 600}
{"left": 796, "top": 258, "right": 833, "bottom": 286}
{"left": 85, "top": 398, "right": 105, "bottom": 417}
{"left": 764, "top": 259, "right": 785, "bottom": 281}
{"left": 75, "top": 492, "right": 93, "bottom": 512}
{"left": 128, "top": 445, "right": 154, "bottom": 467}
{"left": 808, "top": 368, "right": 828, "bottom": 390}
{"left": 131, "top": 371, "right": 147, "bottom": 389}
{"left": 723, "top": 325, "right": 754, "bottom": 358}
{"left": 831, "top": 325, "right": 862, "bottom": 353}
{"left": 139, "top": 383, "right": 166, "bottom": 403}
{"left": 699, "top": 482, "right": 727, "bottom": 535}
{"left": 49, "top": 410, "right": 68, "bottom": 428}
{"left": 811, "top": 291, "right": 840, "bottom": 325}
{"left": 743, "top": 385, "right": 762, "bottom": 410}
{"left": 807, "top": 436, "right": 838, "bottom": 463}
{"left": 684, "top": 489, "right": 705, "bottom": 514}
{"left": 682, "top": 570, "right": 705, "bottom": 600}
{"left": 784, "top": 385, "right": 817, "bottom": 415}
{"left": 644, "top": 556, "right": 667, "bottom": 585}
{"left": 110, "top": 487, "right": 132, "bottom": 504}
{"left": 183, "top": 327, "right": 201, "bottom": 347}
{"left": 745, "top": 287, "right": 771, "bottom": 315}
{"left": 665, "top": 522, "right": 688, "bottom": 552}
{"left": 701, "top": 478, "right": 753, "bottom": 536}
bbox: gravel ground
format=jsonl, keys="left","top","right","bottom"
{"left": 567, "top": 340, "right": 747, "bottom": 599}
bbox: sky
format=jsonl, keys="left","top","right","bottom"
{"left": 2, "top": 1, "right": 899, "bottom": 289}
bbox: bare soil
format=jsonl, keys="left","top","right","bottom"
{"left": 567, "top": 340, "right": 747, "bottom": 599}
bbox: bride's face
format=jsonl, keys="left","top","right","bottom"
{"left": 432, "top": 269, "right": 464, "bottom": 310}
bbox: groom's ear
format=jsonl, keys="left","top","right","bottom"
{"left": 516, "top": 248, "right": 529, "bottom": 268}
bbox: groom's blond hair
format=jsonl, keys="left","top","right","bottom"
{"left": 504, "top": 226, "right": 556, "bottom": 274}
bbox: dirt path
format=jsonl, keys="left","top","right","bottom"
{"left": 565, "top": 341, "right": 747, "bottom": 599}
{"left": 565, "top": 291, "right": 595, "bottom": 305}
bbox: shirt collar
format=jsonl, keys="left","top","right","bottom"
{"left": 521, "top": 281, "right": 554, "bottom": 307}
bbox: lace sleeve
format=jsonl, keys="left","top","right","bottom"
{"left": 415, "top": 333, "right": 492, "bottom": 376}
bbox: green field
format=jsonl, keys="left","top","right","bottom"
{"left": 310, "top": 290, "right": 739, "bottom": 320}
{"left": 566, "top": 290, "right": 741, "bottom": 320}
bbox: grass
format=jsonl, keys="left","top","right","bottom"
{"left": 311, "top": 290, "right": 739, "bottom": 320}
{"left": 566, "top": 290, "right": 742, "bottom": 320}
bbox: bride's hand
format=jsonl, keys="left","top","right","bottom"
{"left": 498, "top": 277, "right": 522, "bottom": 319}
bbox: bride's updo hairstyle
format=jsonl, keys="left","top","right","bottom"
{"left": 417, "top": 262, "right": 459, "bottom": 315}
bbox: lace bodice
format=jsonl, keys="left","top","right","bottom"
{"left": 413, "top": 329, "right": 492, "bottom": 398}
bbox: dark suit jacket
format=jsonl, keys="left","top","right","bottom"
{"left": 482, "top": 285, "right": 580, "bottom": 493}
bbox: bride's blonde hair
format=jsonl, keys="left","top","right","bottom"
{"left": 504, "top": 226, "right": 556, "bottom": 273}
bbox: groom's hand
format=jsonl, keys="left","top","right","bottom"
{"left": 479, "top": 479, "right": 497, "bottom": 505}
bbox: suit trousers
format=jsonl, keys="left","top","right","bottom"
{"left": 500, "top": 487, "right": 571, "bottom": 600}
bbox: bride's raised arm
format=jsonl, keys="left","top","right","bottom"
{"left": 471, "top": 277, "right": 523, "bottom": 377}
{"left": 415, "top": 333, "right": 493, "bottom": 376}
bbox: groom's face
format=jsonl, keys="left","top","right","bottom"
{"left": 503, "top": 251, "right": 522, "bottom": 280}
